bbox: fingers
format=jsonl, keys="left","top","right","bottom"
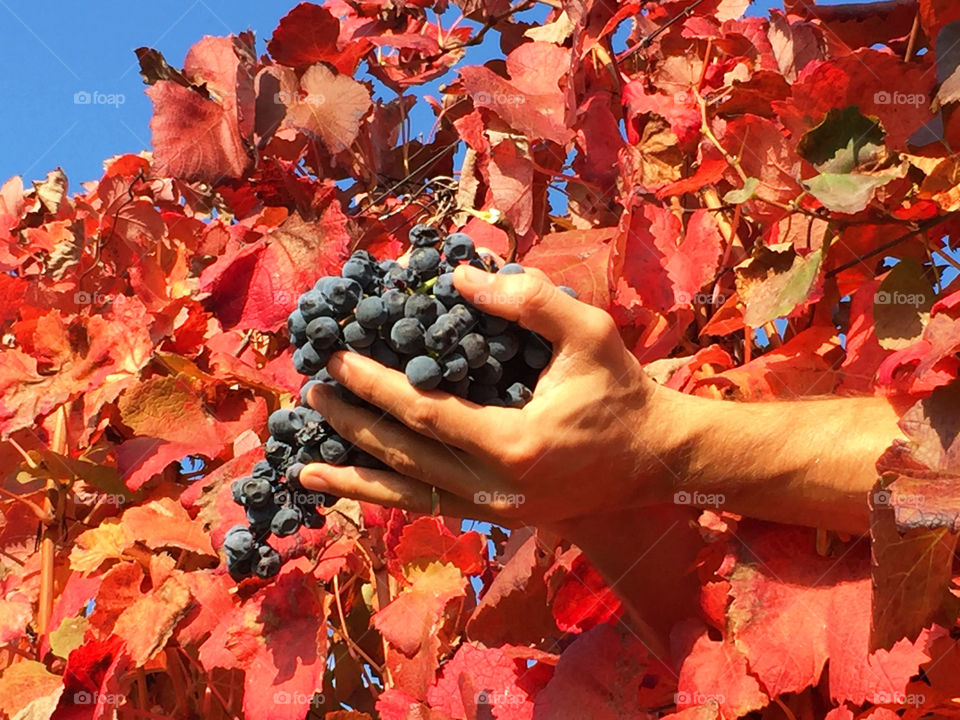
{"left": 321, "top": 351, "right": 516, "bottom": 454}
{"left": 307, "top": 382, "right": 481, "bottom": 495}
{"left": 452, "top": 264, "right": 592, "bottom": 346}
{"left": 299, "top": 463, "right": 494, "bottom": 521}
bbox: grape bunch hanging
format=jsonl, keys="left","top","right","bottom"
{"left": 223, "top": 225, "right": 574, "bottom": 581}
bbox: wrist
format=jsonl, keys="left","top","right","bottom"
{"left": 628, "top": 379, "right": 716, "bottom": 507}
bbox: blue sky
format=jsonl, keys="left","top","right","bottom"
{"left": 0, "top": 0, "right": 788, "bottom": 187}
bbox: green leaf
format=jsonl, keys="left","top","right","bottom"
{"left": 723, "top": 177, "right": 760, "bottom": 204}
{"left": 797, "top": 106, "right": 885, "bottom": 173}
{"left": 735, "top": 244, "right": 823, "bottom": 327}
{"left": 804, "top": 172, "right": 896, "bottom": 214}
{"left": 49, "top": 616, "right": 89, "bottom": 659}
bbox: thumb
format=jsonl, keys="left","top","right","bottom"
{"left": 452, "top": 264, "right": 583, "bottom": 345}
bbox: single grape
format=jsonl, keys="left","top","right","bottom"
{"left": 301, "top": 506, "right": 327, "bottom": 529}
{"left": 442, "top": 377, "right": 471, "bottom": 396}
{"left": 231, "top": 478, "right": 246, "bottom": 505}
{"left": 505, "top": 382, "right": 533, "bottom": 408}
{"left": 409, "top": 247, "right": 441, "bottom": 276}
{"left": 405, "top": 355, "right": 442, "bottom": 390}
{"left": 294, "top": 405, "right": 325, "bottom": 425}
{"left": 389, "top": 317, "right": 426, "bottom": 354}
{"left": 264, "top": 437, "right": 293, "bottom": 470}
{"left": 458, "top": 333, "right": 489, "bottom": 369}
{"left": 287, "top": 310, "right": 308, "bottom": 346}
{"left": 479, "top": 313, "right": 510, "bottom": 335}
{"left": 447, "top": 304, "right": 477, "bottom": 334}
{"left": 341, "top": 257, "right": 376, "bottom": 289}
{"left": 379, "top": 259, "right": 401, "bottom": 275}
{"left": 227, "top": 555, "right": 253, "bottom": 581}
{"left": 370, "top": 340, "right": 401, "bottom": 369}
{"left": 356, "top": 296, "right": 387, "bottom": 328}
{"left": 344, "top": 320, "right": 376, "bottom": 349}
{"left": 442, "top": 232, "right": 475, "bottom": 263}
{"left": 320, "top": 435, "right": 350, "bottom": 465}
{"left": 433, "top": 272, "right": 462, "bottom": 307}
{"left": 293, "top": 344, "right": 328, "bottom": 375}
{"left": 425, "top": 315, "right": 460, "bottom": 356}
{"left": 441, "top": 352, "right": 469, "bottom": 382}
{"left": 285, "top": 462, "right": 306, "bottom": 485}
{"left": 473, "top": 356, "right": 503, "bottom": 385}
{"left": 254, "top": 545, "right": 282, "bottom": 579}
{"left": 297, "top": 445, "right": 323, "bottom": 464}
{"left": 241, "top": 477, "right": 273, "bottom": 508}
{"left": 299, "top": 289, "right": 334, "bottom": 323}
{"left": 409, "top": 224, "right": 441, "bottom": 247}
{"left": 295, "top": 420, "right": 328, "bottom": 447}
{"left": 498, "top": 263, "right": 524, "bottom": 274}
{"left": 320, "top": 277, "right": 363, "bottom": 316}
{"left": 306, "top": 316, "right": 340, "bottom": 350}
{"left": 223, "top": 529, "right": 252, "bottom": 554}
{"left": 247, "top": 503, "right": 278, "bottom": 531}
{"left": 488, "top": 332, "right": 520, "bottom": 362}
{"left": 381, "top": 289, "right": 407, "bottom": 324}
{"left": 404, "top": 293, "right": 439, "bottom": 326}
{"left": 268, "top": 409, "right": 304, "bottom": 444}
{"left": 271, "top": 506, "right": 303, "bottom": 537}
{"left": 299, "top": 379, "right": 321, "bottom": 406}
{"left": 251, "top": 460, "right": 276, "bottom": 481}
{"left": 523, "top": 334, "right": 552, "bottom": 369}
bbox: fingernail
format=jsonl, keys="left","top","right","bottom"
{"left": 299, "top": 465, "right": 330, "bottom": 490}
{"left": 327, "top": 352, "right": 348, "bottom": 380}
{"left": 454, "top": 264, "right": 495, "bottom": 285}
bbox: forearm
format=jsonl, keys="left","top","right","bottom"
{"left": 656, "top": 389, "right": 907, "bottom": 534}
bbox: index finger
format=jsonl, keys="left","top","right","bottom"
{"left": 322, "top": 351, "right": 516, "bottom": 454}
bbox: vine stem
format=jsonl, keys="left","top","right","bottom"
{"left": 332, "top": 573, "right": 386, "bottom": 679}
{"left": 37, "top": 406, "right": 67, "bottom": 637}
{"left": 176, "top": 645, "right": 240, "bottom": 720}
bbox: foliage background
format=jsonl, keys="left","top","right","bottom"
{"left": 1, "top": 1, "right": 960, "bottom": 719}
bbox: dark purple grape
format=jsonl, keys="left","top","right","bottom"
{"left": 405, "top": 355, "right": 442, "bottom": 390}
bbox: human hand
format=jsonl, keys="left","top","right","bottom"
{"left": 300, "top": 264, "right": 683, "bottom": 534}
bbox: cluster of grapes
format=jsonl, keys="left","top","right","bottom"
{"left": 221, "top": 402, "right": 337, "bottom": 580}
{"left": 222, "top": 225, "right": 572, "bottom": 581}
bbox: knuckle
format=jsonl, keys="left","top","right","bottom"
{"left": 500, "top": 436, "right": 541, "bottom": 470}
{"left": 381, "top": 446, "right": 416, "bottom": 475}
{"left": 582, "top": 308, "right": 618, "bottom": 342}
{"left": 405, "top": 395, "right": 440, "bottom": 436}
